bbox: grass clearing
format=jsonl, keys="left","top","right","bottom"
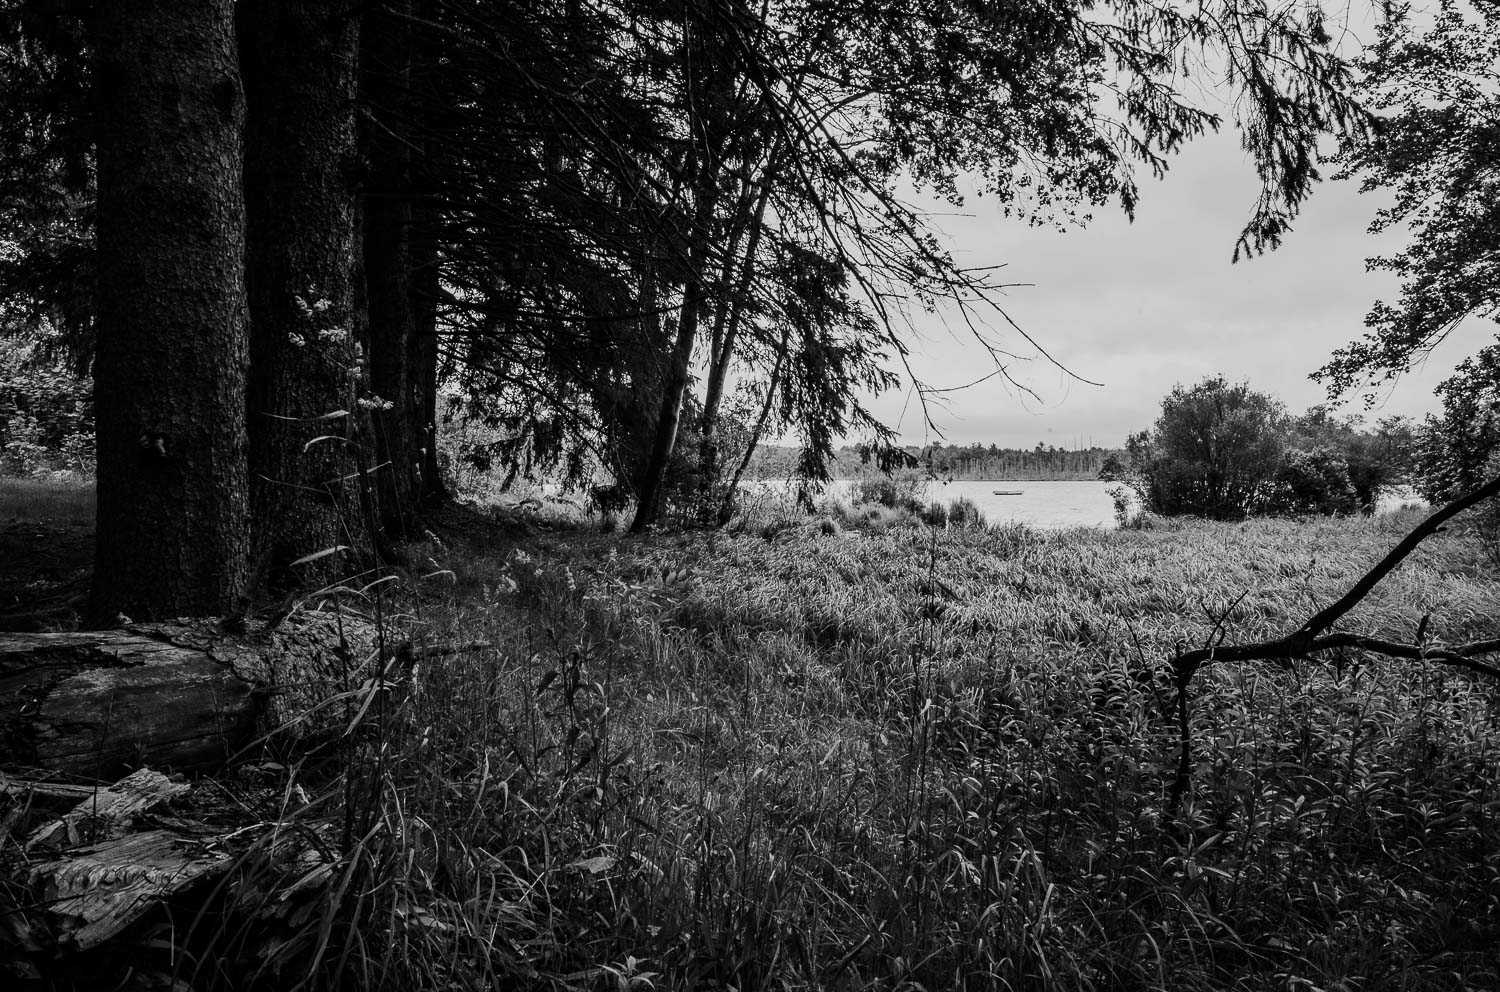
{"left": 177, "top": 502, "right": 1500, "bottom": 990}
{"left": 0, "top": 472, "right": 95, "bottom": 527}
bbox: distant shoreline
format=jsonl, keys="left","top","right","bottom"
{"left": 749, "top": 476, "right": 1109, "bottom": 484}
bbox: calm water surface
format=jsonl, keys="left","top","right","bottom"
{"left": 919, "top": 480, "right": 1118, "bottom": 529}
{"left": 800, "top": 479, "right": 1118, "bottom": 528}
{"left": 758, "top": 479, "right": 1426, "bottom": 530}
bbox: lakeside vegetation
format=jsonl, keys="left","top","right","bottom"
{"left": 2, "top": 455, "right": 1498, "bottom": 990}
{"left": 103, "top": 490, "right": 1500, "bottom": 989}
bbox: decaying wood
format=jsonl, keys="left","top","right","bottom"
{"left": 27, "top": 767, "right": 190, "bottom": 851}
{"left": 0, "top": 611, "right": 382, "bottom": 778}
{"left": 1, "top": 771, "right": 111, "bottom": 802}
{"left": 7, "top": 767, "right": 231, "bottom": 954}
{"left": 29, "top": 828, "right": 234, "bottom": 952}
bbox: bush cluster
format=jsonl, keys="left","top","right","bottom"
{"left": 0, "top": 338, "right": 93, "bottom": 478}
{"left": 1123, "top": 376, "right": 1416, "bottom": 520}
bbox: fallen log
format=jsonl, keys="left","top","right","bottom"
{"left": 0, "top": 611, "right": 382, "bottom": 779}
{"left": 3, "top": 767, "right": 237, "bottom": 958}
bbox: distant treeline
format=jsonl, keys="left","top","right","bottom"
{"left": 746, "top": 443, "right": 1124, "bottom": 482}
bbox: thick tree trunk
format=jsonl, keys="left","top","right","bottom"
{"left": 361, "top": 0, "right": 424, "bottom": 531}
{"left": 240, "top": 1, "right": 364, "bottom": 588}
{"left": 88, "top": 0, "right": 249, "bottom": 624}
{"left": 409, "top": 0, "right": 448, "bottom": 501}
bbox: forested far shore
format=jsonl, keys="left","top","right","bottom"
{"left": 745, "top": 442, "right": 1123, "bottom": 482}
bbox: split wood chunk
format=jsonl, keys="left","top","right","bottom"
{"left": 29, "top": 829, "right": 232, "bottom": 952}
{"left": 26, "top": 767, "right": 190, "bottom": 851}
{"left": 12, "top": 767, "right": 227, "bottom": 953}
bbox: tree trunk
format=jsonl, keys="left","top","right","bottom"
{"left": 629, "top": 156, "right": 719, "bottom": 533}
{"left": 88, "top": 0, "right": 250, "bottom": 624}
{"left": 630, "top": 274, "right": 706, "bottom": 533}
{"left": 409, "top": 0, "right": 448, "bottom": 501}
{"left": 360, "top": 0, "right": 423, "bottom": 532}
{"left": 697, "top": 175, "right": 773, "bottom": 504}
{"left": 240, "top": 1, "right": 364, "bottom": 588}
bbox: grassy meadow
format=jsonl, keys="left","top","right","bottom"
{"left": 3, "top": 476, "right": 1497, "bottom": 989}
{"left": 266, "top": 495, "right": 1500, "bottom": 992}
{"left": 0, "top": 473, "right": 95, "bottom": 527}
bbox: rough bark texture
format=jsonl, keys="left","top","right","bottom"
{"left": 240, "top": 1, "right": 364, "bottom": 587}
{"left": 409, "top": 0, "right": 448, "bottom": 501}
{"left": 360, "top": 0, "right": 423, "bottom": 533}
{"left": 0, "top": 614, "right": 379, "bottom": 779}
{"left": 89, "top": 0, "right": 249, "bottom": 623}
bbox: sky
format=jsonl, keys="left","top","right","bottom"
{"left": 868, "top": 116, "right": 1480, "bottom": 451}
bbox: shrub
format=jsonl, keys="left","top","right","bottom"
{"left": 0, "top": 338, "right": 94, "bottom": 478}
{"left": 1268, "top": 446, "right": 1359, "bottom": 515}
{"left": 920, "top": 500, "right": 949, "bottom": 528}
{"left": 946, "top": 496, "right": 986, "bottom": 529}
{"left": 856, "top": 473, "right": 924, "bottom": 512}
{"left": 1127, "top": 375, "right": 1285, "bottom": 519}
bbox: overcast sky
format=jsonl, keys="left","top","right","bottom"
{"left": 870, "top": 124, "right": 1480, "bottom": 450}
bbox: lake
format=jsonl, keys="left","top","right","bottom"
{"left": 849, "top": 479, "right": 1120, "bottom": 529}
{"left": 753, "top": 479, "right": 1428, "bottom": 530}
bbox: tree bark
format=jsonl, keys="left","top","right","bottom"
{"left": 240, "top": 1, "right": 364, "bottom": 588}
{"left": 629, "top": 273, "right": 706, "bottom": 533}
{"left": 360, "top": 0, "right": 424, "bottom": 531}
{"left": 408, "top": 0, "right": 448, "bottom": 501}
{"left": 88, "top": 0, "right": 249, "bottom": 624}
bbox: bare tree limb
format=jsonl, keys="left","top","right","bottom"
{"left": 1173, "top": 472, "right": 1500, "bottom": 685}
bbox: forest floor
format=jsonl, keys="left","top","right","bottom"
{"left": 4, "top": 480, "right": 1500, "bottom": 990}
{"left": 0, "top": 476, "right": 93, "bottom": 631}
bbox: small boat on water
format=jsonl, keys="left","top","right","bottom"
{"left": 992, "top": 490, "right": 1024, "bottom": 496}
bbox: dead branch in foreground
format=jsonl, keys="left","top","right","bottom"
{"left": 1172, "top": 472, "right": 1500, "bottom": 684}
{"left": 1166, "top": 472, "right": 1500, "bottom": 803}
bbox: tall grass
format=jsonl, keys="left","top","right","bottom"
{"left": 144, "top": 506, "right": 1500, "bottom": 990}
{"left": 0, "top": 473, "right": 95, "bottom": 526}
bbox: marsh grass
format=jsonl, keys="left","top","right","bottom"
{"left": 173, "top": 504, "right": 1500, "bottom": 990}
